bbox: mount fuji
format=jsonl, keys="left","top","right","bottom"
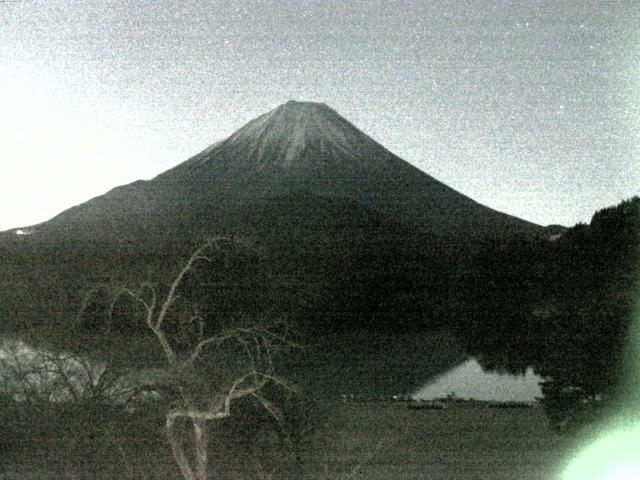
{"left": 0, "top": 101, "right": 545, "bottom": 396}
{"left": 31, "top": 101, "right": 538, "bottom": 242}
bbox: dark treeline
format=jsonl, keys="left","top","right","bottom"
{"left": 451, "top": 197, "right": 640, "bottom": 428}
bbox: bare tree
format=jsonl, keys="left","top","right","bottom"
{"left": 113, "top": 237, "right": 295, "bottom": 480}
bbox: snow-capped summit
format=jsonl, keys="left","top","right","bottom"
{"left": 185, "top": 100, "right": 394, "bottom": 171}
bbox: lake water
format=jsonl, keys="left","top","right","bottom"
{"left": 2, "top": 338, "right": 543, "bottom": 403}
{"left": 413, "top": 358, "right": 543, "bottom": 402}
{"left": 0, "top": 337, "right": 162, "bottom": 404}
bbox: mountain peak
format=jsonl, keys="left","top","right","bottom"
{"left": 273, "top": 100, "right": 335, "bottom": 119}
{"left": 209, "top": 101, "right": 374, "bottom": 169}
{"left": 247, "top": 100, "right": 339, "bottom": 132}
{"left": 281, "top": 99, "right": 330, "bottom": 111}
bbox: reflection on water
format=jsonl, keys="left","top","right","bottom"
{"left": 0, "top": 337, "right": 164, "bottom": 406}
{"left": 3, "top": 338, "right": 541, "bottom": 403}
{"left": 0, "top": 338, "right": 41, "bottom": 362}
{"left": 0, "top": 337, "right": 106, "bottom": 402}
{"left": 413, "top": 358, "right": 543, "bottom": 402}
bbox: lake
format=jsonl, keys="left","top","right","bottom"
{"left": 2, "top": 335, "right": 543, "bottom": 403}
{"left": 413, "top": 358, "right": 543, "bottom": 402}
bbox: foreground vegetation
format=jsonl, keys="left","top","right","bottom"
{"left": 1, "top": 399, "right": 581, "bottom": 479}
{"left": 0, "top": 198, "right": 637, "bottom": 478}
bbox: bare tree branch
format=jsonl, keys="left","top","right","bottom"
{"left": 100, "top": 236, "right": 295, "bottom": 480}
{"left": 155, "top": 237, "right": 227, "bottom": 332}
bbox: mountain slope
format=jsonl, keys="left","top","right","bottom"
{"left": 34, "top": 101, "right": 539, "bottom": 242}
{"left": 1, "top": 100, "right": 544, "bottom": 332}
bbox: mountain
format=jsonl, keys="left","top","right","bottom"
{"left": 1, "top": 99, "right": 545, "bottom": 332}
{"left": 26, "top": 101, "right": 538, "bottom": 243}
{"left": 0, "top": 101, "right": 544, "bottom": 397}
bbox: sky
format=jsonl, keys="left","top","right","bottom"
{"left": 1, "top": 0, "right": 638, "bottom": 231}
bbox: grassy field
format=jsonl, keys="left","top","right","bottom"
{"left": 0, "top": 399, "right": 583, "bottom": 479}
{"left": 297, "top": 401, "right": 578, "bottom": 480}
{"left": 4, "top": 329, "right": 579, "bottom": 479}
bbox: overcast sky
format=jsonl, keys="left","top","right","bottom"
{"left": 1, "top": 0, "right": 638, "bottom": 231}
